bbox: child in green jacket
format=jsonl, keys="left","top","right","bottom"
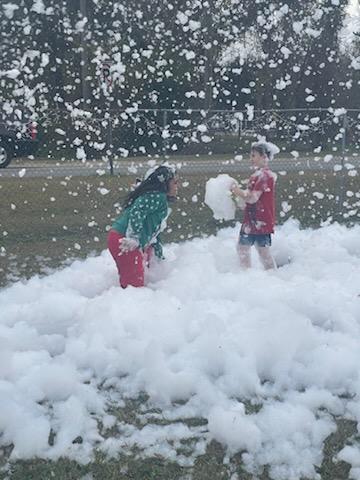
{"left": 108, "top": 165, "right": 178, "bottom": 288}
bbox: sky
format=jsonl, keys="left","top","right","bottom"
{"left": 2, "top": 216, "right": 360, "bottom": 479}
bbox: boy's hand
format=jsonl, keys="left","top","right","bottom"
{"left": 231, "top": 182, "right": 242, "bottom": 197}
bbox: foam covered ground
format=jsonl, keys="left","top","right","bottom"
{"left": 2, "top": 220, "right": 360, "bottom": 479}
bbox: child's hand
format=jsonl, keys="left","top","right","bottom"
{"left": 120, "top": 237, "right": 139, "bottom": 253}
{"left": 231, "top": 182, "right": 242, "bottom": 197}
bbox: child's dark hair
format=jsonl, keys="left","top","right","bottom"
{"left": 123, "top": 165, "right": 175, "bottom": 208}
{"left": 251, "top": 142, "right": 272, "bottom": 160}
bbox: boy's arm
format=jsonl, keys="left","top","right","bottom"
{"left": 231, "top": 184, "right": 262, "bottom": 204}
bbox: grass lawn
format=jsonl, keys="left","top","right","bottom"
{"left": 1, "top": 169, "right": 359, "bottom": 286}
{"left": 0, "top": 399, "right": 357, "bottom": 480}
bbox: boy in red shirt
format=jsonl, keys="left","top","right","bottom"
{"left": 231, "top": 142, "right": 278, "bottom": 270}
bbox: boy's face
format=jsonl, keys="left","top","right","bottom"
{"left": 250, "top": 149, "right": 267, "bottom": 168}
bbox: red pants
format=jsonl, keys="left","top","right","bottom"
{"left": 107, "top": 230, "right": 152, "bottom": 288}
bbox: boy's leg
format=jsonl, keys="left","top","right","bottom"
{"left": 237, "top": 233, "right": 252, "bottom": 268}
{"left": 237, "top": 244, "right": 251, "bottom": 269}
{"left": 253, "top": 234, "right": 276, "bottom": 270}
{"left": 255, "top": 245, "right": 276, "bottom": 270}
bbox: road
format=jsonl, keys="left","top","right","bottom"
{"left": 0, "top": 155, "right": 359, "bottom": 179}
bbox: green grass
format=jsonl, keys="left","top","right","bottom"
{"left": 0, "top": 403, "right": 357, "bottom": 480}
{"left": 1, "top": 169, "right": 359, "bottom": 286}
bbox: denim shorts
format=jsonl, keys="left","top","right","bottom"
{"left": 239, "top": 233, "right": 272, "bottom": 247}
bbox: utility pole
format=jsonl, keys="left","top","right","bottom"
{"left": 204, "top": 48, "right": 214, "bottom": 111}
{"left": 338, "top": 111, "right": 348, "bottom": 216}
{"left": 79, "top": 0, "right": 89, "bottom": 103}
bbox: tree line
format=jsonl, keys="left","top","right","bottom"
{"left": 0, "top": 0, "right": 358, "bottom": 116}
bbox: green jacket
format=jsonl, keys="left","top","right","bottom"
{"left": 112, "top": 192, "right": 169, "bottom": 258}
